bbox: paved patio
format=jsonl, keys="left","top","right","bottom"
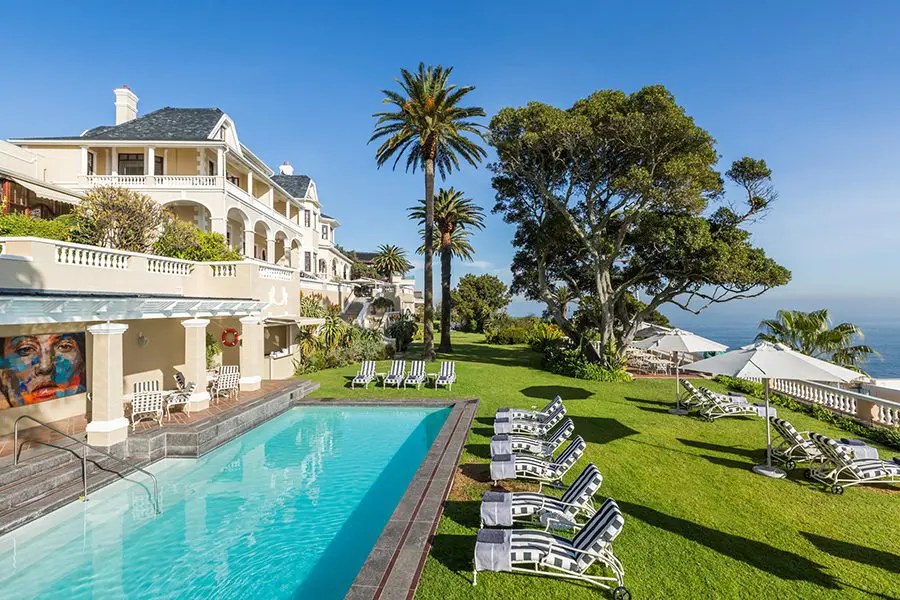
{"left": 0, "top": 380, "right": 300, "bottom": 460}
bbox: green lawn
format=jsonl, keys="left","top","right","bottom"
{"left": 305, "top": 332, "right": 899, "bottom": 600}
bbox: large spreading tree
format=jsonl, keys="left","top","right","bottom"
{"left": 370, "top": 64, "right": 486, "bottom": 360}
{"left": 489, "top": 86, "right": 790, "bottom": 362}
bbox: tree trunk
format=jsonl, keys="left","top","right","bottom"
{"left": 422, "top": 159, "right": 436, "bottom": 361}
{"left": 439, "top": 240, "right": 453, "bottom": 353}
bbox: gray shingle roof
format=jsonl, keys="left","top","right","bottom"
{"left": 21, "top": 107, "right": 224, "bottom": 141}
{"left": 271, "top": 174, "right": 311, "bottom": 199}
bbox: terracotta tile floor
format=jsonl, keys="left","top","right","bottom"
{"left": 0, "top": 379, "right": 299, "bottom": 460}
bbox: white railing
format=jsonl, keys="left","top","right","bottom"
{"left": 210, "top": 263, "right": 238, "bottom": 278}
{"left": 258, "top": 265, "right": 294, "bottom": 281}
{"left": 147, "top": 257, "right": 193, "bottom": 276}
{"left": 154, "top": 175, "right": 218, "bottom": 187}
{"left": 751, "top": 377, "right": 900, "bottom": 429}
{"left": 55, "top": 241, "right": 129, "bottom": 270}
{"left": 83, "top": 175, "right": 146, "bottom": 186}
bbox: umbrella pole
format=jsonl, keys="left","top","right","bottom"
{"left": 752, "top": 378, "right": 785, "bottom": 479}
{"left": 667, "top": 351, "right": 689, "bottom": 415}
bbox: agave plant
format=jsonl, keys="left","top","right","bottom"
{"left": 318, "top": 314, "right": 349, "bottom": 349}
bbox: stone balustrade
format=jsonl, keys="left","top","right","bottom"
{"left": 749, "top": 377, "right": 900, "bottom": 429}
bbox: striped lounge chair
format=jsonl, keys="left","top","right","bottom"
{"left": 435, "top": 361, "right": 456, "bottom": 390}
{"left": 474, "top": 498, "right": 629, "bottom": 598}
{"left": 500, "top": 396, "right": 563, "bottom": 421}
{"left": 383, "top": 360, "right": 406, "bottom": 388}
{"left": 352, "top": 360, "right": 376, "bottom": 389}
{"left": 403, "top": 360, "right": 426, "bottom": 389}
{"left": 483, "top": 463, "right": 603, "bottom": 528}
{"left": 508, "top": 436, "right": 586, "bottom": 490}
{"left": 508, "top": 418, "right": 576, "bottom": 458}
{"left": 769, "top": 417, "right": 823, "bottom": 470}
{"left": 699, "top": 391, "right": 758, "bottom": 421}
{"left": 679, "top": 381, "right": 708, "bottom": 410}
{"left": 807, "top": 432, "right": 900, "bottom": 494}
{"left": 509, "top": 403, "right": 567, "bottom": 436}
{"left": 165, "top": 382, "right": 195, "bottom": 419}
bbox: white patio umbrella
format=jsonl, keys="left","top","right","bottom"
{"left": 632, "top": 329, "right": 728, "bottom": 415}
{"left": 683, "top": 341, "right": 863, "bottom": 478}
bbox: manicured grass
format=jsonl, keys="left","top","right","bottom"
{"left": 304, "top": 332, "right": 899, "bottom": 599}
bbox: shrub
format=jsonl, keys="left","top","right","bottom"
{"left": 72, "top": 186, "right": 166, "bottom": 252}
{"left": 292, "top": 327, "right": 391, "bottom": 376}
{"left": 714, "top": 375, "right": 900, "bottom": 451}
{"left": 153, "top": 217, "right": 241, "bottom": 262}
{"left": 484, "top": 315, "right": 537, "bottom": 345}
{"left": 0, "top": 213, "right": 76, "bottom": 241}
{"left": 542, "top": 340, "right": 632, "bottom": 382}
{"left": 527, "top": 321, "right": 564, "bottom": 352}
{"left": 298, "top": 294, "right": 329, "bottom": 318}
{"left": 386, "top": 315, "right": 418, "bottom": 352}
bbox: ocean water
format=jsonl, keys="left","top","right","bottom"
{"left": 683, "top": 318, "right": 900, "bottom": 379}
{"left": 0, "top": 405, "right": 450, "bottom": 599}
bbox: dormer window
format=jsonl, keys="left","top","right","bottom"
{"left": 304, "top": 210, "right": 311, "bottom": 227}
{"left": 321, "top": 224, "right": 329, "bottom": 240}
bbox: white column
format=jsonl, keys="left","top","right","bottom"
{"left": 110, "top": 147, "right": 118, "bottom": 175}
{"left": 85, "top": 322, "right": 130, "bottom": 447}
{"left": 210, "top": 216, "right": 227, "bottom": 236}
{"left": 146, "top": 146, "right": 155, "bottom": 175}
{"left": 80, "top": 147, "right": 89, "bottom": 176}
{"left": 243, "top": 229, "right": 256, "bottom": 259}
{"left": 266, "top": 238, "right": 276, "bottom": 263}
{"left": 182, "top": 318, "right": 211, "bottom": 412}
{"left": 247, "top": 171, "right": 253, "bottom": 196}
{"left": 217, "top": 147, "right": 225, "bottom": 177}
{"left": 239, "top": 316, "right": 263, "bottom": 391}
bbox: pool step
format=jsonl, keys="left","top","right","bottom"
{"left": 0, "top": 452, "right": 148, "bottom": 536}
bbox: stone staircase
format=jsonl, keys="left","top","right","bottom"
{"left": 341, "top": 299, "right": 367, "bottom": 323}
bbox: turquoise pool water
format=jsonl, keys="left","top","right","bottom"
{"left": 0, "top": 405, "right": 450, "bottom": 599}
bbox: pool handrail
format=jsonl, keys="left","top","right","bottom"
{"left": 13, "top": 415, "right": 161, "bottom": 515}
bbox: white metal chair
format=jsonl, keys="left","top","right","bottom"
{"left": 769, "top": 416, "right": 823, "bottom": 470}
{"left": 212, "top": 372, "right": 240, "bottom": 402}
{"left": 131, "top": 390, "right": 163, "bottom": 429}
{"left": 133, "top": 380, "right": 160, "bottom": 393}
{"left": 505, "top": 436, "right": 587, "bottom": 490}
{"left": 166, "top": 382, "right": 195, "bottom": 419}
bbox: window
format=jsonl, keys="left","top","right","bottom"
{"left": 118, "top": 153, "right": 144, "bottom": 175}
{"left": 154, "top": 156, "right": 163, "bottom": 175}
{"left": 87, "top": 152, "right": 94, "bottom": 175}
{"left": 318, "top": 259, "right": 327, "bottom": 273}
{"left": 304, "top": 210, "right": 311, "bottom": 227}
{"left": 304, "top": 252, "right": 311, "bottom": 272}
{"left": 208, "top": 160, "right": 216, "bottom": 176}
{"left": 321, "top": 225, "right": 328, "bottom": 240}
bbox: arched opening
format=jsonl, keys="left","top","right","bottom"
{"left": 253, "top": 221, "right": 270, "bottom": 261}
{"left": 226, "top": 207, "right": 250, "bottom": 255}
{"left": 289, "top": 238, "right": 302, "bottom": 268}
{"left": 331, "top": 258, "right": 338, "bottom": 278}
{"left": 274, "top": 230, "right": 288, "bottom": 266}
{"left": 164, "top": 200, "right": 213, "bottom": 232}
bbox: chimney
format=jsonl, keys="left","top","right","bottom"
{"left": 114, "top": 86, "right": 139, "bottom": 125}
{"left": 278, "top": 161, "right": 294, "bottom": 176}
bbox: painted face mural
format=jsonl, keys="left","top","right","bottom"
{"left": 0, "top": 333, "right": 86, "bottom": 409}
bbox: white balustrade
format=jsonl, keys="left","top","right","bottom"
{"left": 744, "top": 377, "right": 900, "bottom": 429}
{"left": 147, "top": 257, "right": 193, "bottom": 276}
{"left": 153, "top": 175, "right": 218, "bottom": 187}
{"left": 210, "top": 263, "right": 237, "bottom": 278}
{"left": 84, "top": 175, "right": 147, "bottom": 186}
{"left": 258, "top": 265, "right": 293, "bottom": 281}
{"left": 55, "top": 242, "right": 129, "bottom": 270}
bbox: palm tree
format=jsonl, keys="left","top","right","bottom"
{"left": 371, "top": 244, "right": 411, "bottom": 279}
{"left": 371, "top": 63, "right": 486, "bottom": 360}
{"left": 410, "top": 188, "right": 484, "bottom": 352}
{"left": 553, "top": 286, "right": 575, "bottom": 320}
{"left": 756, "top": 308, "right": 878, "bottom": 371}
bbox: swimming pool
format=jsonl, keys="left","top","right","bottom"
{"left": 0, "top": 405, "right": 450, "bottom": 599}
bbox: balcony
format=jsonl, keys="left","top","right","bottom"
{"left": 75, "top": 175, "right": 300, "bottom": 236}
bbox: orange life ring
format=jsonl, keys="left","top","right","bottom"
{"left": 221, "top": 328, "right": 240, "bottom": 347}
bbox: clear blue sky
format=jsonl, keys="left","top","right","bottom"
{"left": 3, "top": 1, "right": 898, "bottom": 324}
